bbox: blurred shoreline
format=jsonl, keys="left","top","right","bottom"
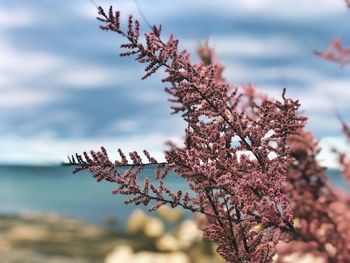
{"left": 0, "top": 212, "right": 122, "bottom": 263}
{"left": 0, "top": 209, "right": 222, "bottom": 263}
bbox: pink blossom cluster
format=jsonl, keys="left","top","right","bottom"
{"left": 315, "top": 39, "right": 350, "bottom": 67}
{"left": 282, "top": 2, "right": 350, "bottom": 258}
{"left": 67, "top": 6, "right": 306, "bottom": 262}
{"left": 315, "top": 2, "right": 350, "bottom": 67}
{"left": 67, "top": 5, "right": 350, "bottom": 262}
{"left": 274, "top": 132, "right": 350, "bottom": 262}
{"left": 339, "top": 121, "right": 350, "bottom": 183}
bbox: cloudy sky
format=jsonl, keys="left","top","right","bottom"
{"left": 0, "top": 0, "right": 350, "bottom": 167}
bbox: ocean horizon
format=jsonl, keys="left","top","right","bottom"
{"left": 0, "top": 164, "right": 348, "bottom": 228}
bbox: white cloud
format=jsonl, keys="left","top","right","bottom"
{"left": 0, "top": 6, "right": 35, "bottom": 28}
{"left": 293, "top": 79, "right": 350, "bottom": 113}
{"left": 306, "top": 114, "right": 343, "bottom": 134}
{"left": 0, "top": 36, "right": 135, "bottom": 97}
{"left": 318, "top": 136, "right": 349, "bottom": 169}
{"left": 312, "top": 79, "right": 350, "bottom": 97}
{"left": 0, "top": 40, "right": 63, "bottom": 88}
{"left": 0, "top": 89, "right": 58, "bottom": 108}
{"left": 204, "top": 0, "right": 346, "bottom": 19}
{"left": 221, "top": 60, "right": 350, "bottom": 115}
{"left": 210, "top": 36, "right": 300, "bottom": 58}
{"left": 108, "top": 119, "right": 139, "bottom": 133}
{"left": 0, "top": 133, "right": 183, "bottom": 165}
{"left": 223, "top": 62, "right": 323, "bottom": 87}
{"left": 77, "top": 0, "right": 347, "bottom": 23}
{"left": 60, "top": 68, "right": 108, "bottom": 87}
{"left": 130, "top": 90, "right": 165, "bottom": 103}
{"left": 58, "top": 66, "right": 134, "bottom": 88}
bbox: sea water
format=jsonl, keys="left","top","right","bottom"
{"left": 0, "top": 165, "right": 348, "bottom": 227}
{"left": 0, "top": 165, "right": 189, "bottom": 227}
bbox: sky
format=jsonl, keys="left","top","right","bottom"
{"left": 0, "top": 0, "right": 350, "bottom": 167}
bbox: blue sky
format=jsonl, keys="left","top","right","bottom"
{"left": 0, "top": 0, "right": 350, "bottom": 167}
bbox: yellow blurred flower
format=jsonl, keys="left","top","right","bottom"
{"left": 126, "top": 209, "right": 148, "bottom": 234}
{"left": 105, "top": 245, "right": 134, "bottom": 263}
{"left": 144, "top": 217, "right": 165, "bottom": 238}
{"left": 156, "top": 234, "right": 181, "bottom": 251}
{"left": 176, "top": 220, "right": 202, "bottom": 248}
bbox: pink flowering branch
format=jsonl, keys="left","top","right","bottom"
{"left": 275, "top": 131, "right": 350, "bottom": 262}
{"left": 67, "top": 6, "right": 307, "bottom": 262}
{"left": 346, "top": 0, "right": 350, "bottom": 8}
{"left": 315, "top": 39, "right": 350, "bottom": 67}
{"left": 314, "top": 1, "right": 350, "bottom": 66}
{"left": 290, "top": 2, "right": 350, "bottom": 260}
{"left": 338, "top": 120, "right": 350, "bottom": 184}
